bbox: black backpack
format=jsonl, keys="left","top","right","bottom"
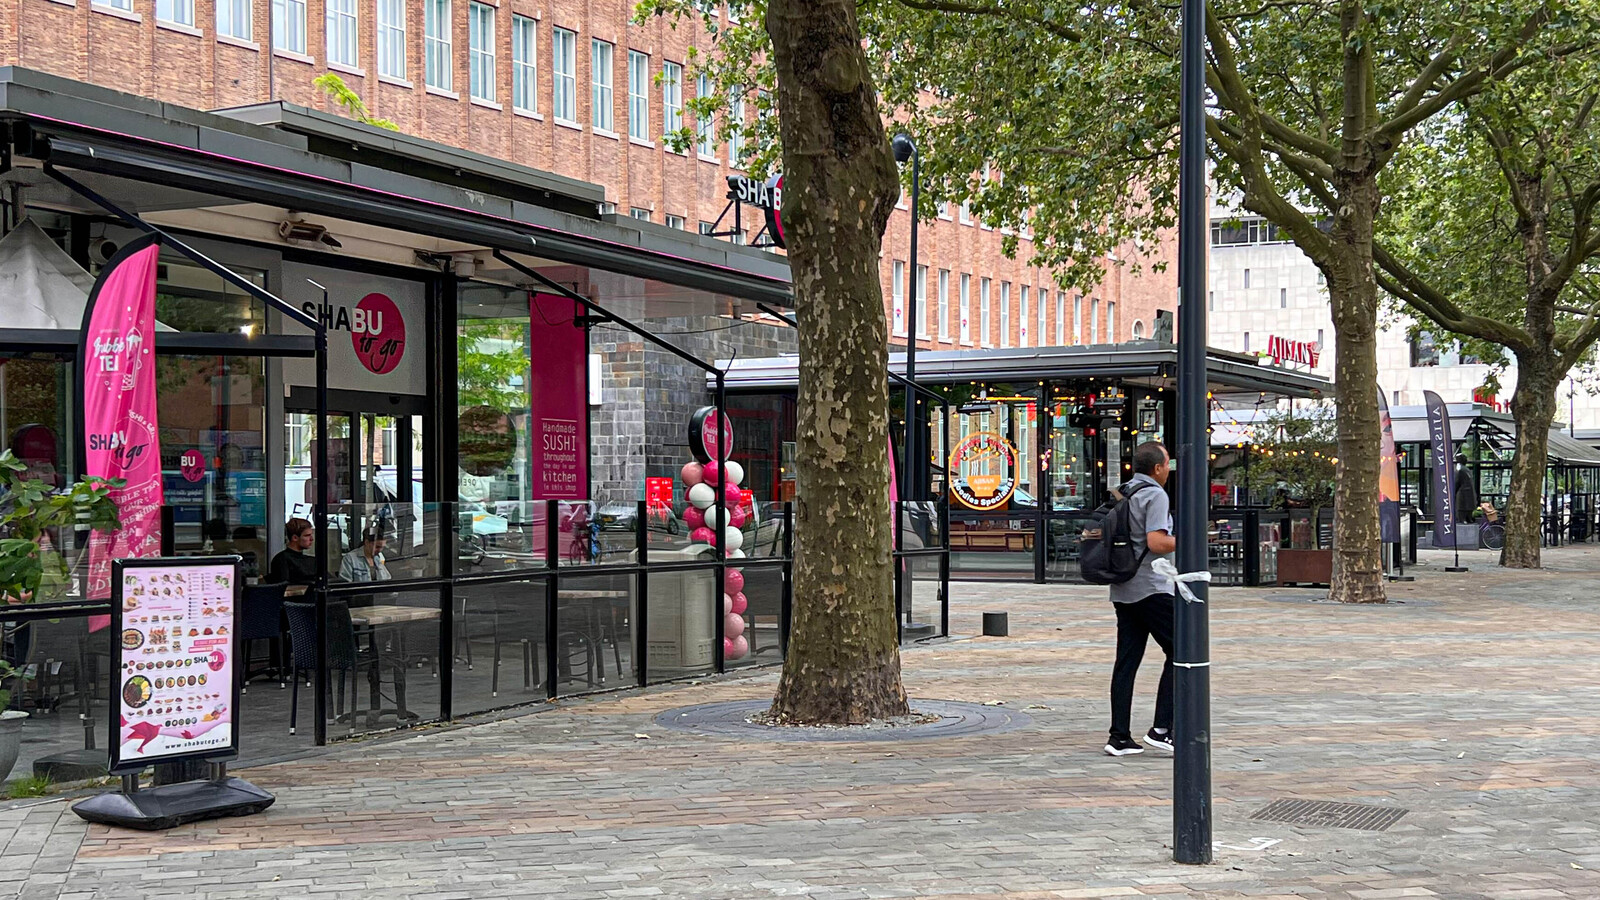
{"left": 1078, "top": 481, "right": 1155, "bottom": 585}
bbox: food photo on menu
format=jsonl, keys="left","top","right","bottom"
{"left": 116, "top": 565, "right": 236, "bottom": 759}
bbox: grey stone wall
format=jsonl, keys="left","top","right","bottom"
{"left": 589, "top": 316, "right": 796, "bottom": 505}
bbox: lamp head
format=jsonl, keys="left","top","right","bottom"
{"left": 891, "top": 133, "right": 916, "bottom": 163}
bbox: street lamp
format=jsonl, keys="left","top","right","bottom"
{"left": 891, "top": 133, "right": 921, "bottom": 505}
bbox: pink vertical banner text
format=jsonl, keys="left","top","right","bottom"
{"left": 527, "top": 292, "right": 589, "bottom": 499}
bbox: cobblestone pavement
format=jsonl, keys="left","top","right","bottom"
{"left": 6, "top": 546, "right": 1600, "bottom": 899}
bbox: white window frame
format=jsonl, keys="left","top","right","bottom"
{"left": 469, "top": 2, "right": 496, "bottom": 102}
{"left": 1019, "top": 285, "right": 1030, "bottom": 348}
{"left": 630, "top": 207, "right": 651, "bottom": 221}
{"left": 1073, "top": 294, "right": 1082, "bottom": 344}
{"left": 1054, "top": 293, "right": 1064, "bottom": 345}
{"left": 999, "top": 282, "right": 1011, "bottom": 348}
{"left": 696, "top": 72, "right": 716, "bottom": 158}
{"left": 552, "top": 28, "right": 577, "bottom": 124}
{"left": 980, "top": 278, "right": 992, "bottom": 347}
{"left": 591, "top": 39, "right": 615, "bottom": 132}
{"left": 425, "top": 0, "right": 453, "bottom": 91}
{"left": 157, "top": 0, "right": 195, "bottom": 27}
{"left": 662, "top": 61, "right": 683, "bottom": 138}
{"left": 960, "top": 201, "right": 972, "bottom": 225}
{"left": 511, "top": 15, "right": 537, "bottom": 113}
{"left": 628, "top": 51, "right": 650, "bottom": 140}
{"left": 665, "top": 214, "right": 686, "bottom": 230}
{"left": 892, "top": 260, "right": 906, "bottom": 337}
{"left": 1037, "top": 287, "right": 1047, "bottom": 347}
{"left": 1090, "top": 298, "right": 1100, "bottom": 343}
{"left": 915, "top": 265, "right": 929, "bottom": 339}
{"left": 327, "top": 0, "right": 358, "bottom": 68}
{"left": 959, "top": 274, "right": 971, "bottom": 345}
{"left": 377, "top": 0, "right": 407, "bottom": 80}
{"left": 938, "top": 269, "right": 951, "bottom": 341}
{"left": 1107, "top": 301, "right": 1116, "bottom": 342}
{"left": 219, "top": 0, "right": 251, "bottom": 40}
{"left": 271, "top": 0, "right": 303, "bottom": 52}
{"left": 728, "top": 94, "right": 745, "bottom": 167}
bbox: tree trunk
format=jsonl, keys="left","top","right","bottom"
{"left": 1502, "top": 358, "right": 1559, "bottom": 568}
{"left": 1324, "top": 179, "right": 1388, "bottom": 604}
{"left": 766, "top": 0, "right": 908, "bottom": 723}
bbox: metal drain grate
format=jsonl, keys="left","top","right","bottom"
{"left": 1249, "top": 798, "right": 1408, "bottom": 832}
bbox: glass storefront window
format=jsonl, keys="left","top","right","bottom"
{"left": 152, "top": 256, "right": 269, "bottom": 334}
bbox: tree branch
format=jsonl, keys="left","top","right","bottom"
{"left": 1373, "top": 244, "right": 1535, "bottom": 352}
{"left": 890, "top": 0, "right": 1083, "bottom": 41}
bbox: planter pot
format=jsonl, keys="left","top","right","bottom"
{"left": 1277, "top": 547, "right": 1333, "bottom": 586}
{"left": 0, "top": 710, "right": 27, "bottom": 784}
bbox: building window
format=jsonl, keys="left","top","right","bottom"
{"left": 1073, "top": 294, "right": 1082, "bottom": 344}
{"left": 1243, "top": 331, "right": 1250, "bottom": 353}
{"left": 662, "top": 61, "right": 683, "bottom": 137}
{"left": 1208, "top": 290, "right": 1214, "bottom": 311}
{"left": 665, "top": 214, "right": 685, "bottom": 230}
{"left": 157, "top": 0, "right": 195, "bottom": 27}
{"left": 377, "top": 0, "right": 406, "bottom": 79}
{"left": 892, "top": 260, "right": 906, "bottom": 337}
{"left": 1037, "top": 287, "right": 1047, "bottom": 347}
{"left": 468, "top": 2, "right": 495, "bottom": 101}
{"left": 327, "top": 0, "right": 358, "bottom": 67}
{"left": 699, "top": 221, "right": 714, "bottom": 235}
{"left": 1054, "top": 292, "right": 1064, "bottom": 345}
{"left": 980, "top": 278, "right": 992, "bottom": 346}
{"left": 630, "top": 207, "right": 651, "bottom": 221}
{"left": 999, "top": 283, "right": 1011, "bottom": 348}
{"left": 959, "top": 274, "right": 971, "bottom": 345}
{"left": 1243, "top": 268, "right": 1251, "bottom": 289}
{"left": 1090, "top": 298, "right": 1100, "bottom": 343}
{"left": 102, "top": 0, "right": 133, "bottom": 9}
{"left": 1210, "top": 217, "right": 1285, "bottom": 246}
{"left": 1132, "top": 320, "right": 1145, "bottom": 340}
{"left": 628, "top": 51, "right": 649, "bottom": 140}
{"left": 728, "top": 95, "right": 746, "bottom": 167}
{"left": 960, "top": 201, "right": 972, "bottom": 225}
{"left": 511, "top": 15, "right": 536, "bottom": 113}
{"left": 591, "top": 40, "right": 615, "bottom": 132}
{"left": 271, "top": 0, "right": 302, "bottom": 51}
{"left": 552, "top": 28, "right": 577, "bottom": 123}
{"left": 1317, "top": 328, "right": 1324, "bottom": 349}
{"left": 937, "top": 270, "right": 951, "bottom": 341}
{"left": 219, "top": 0, "right": 251, "bottom": 40}
{"left": 915, "top": 265, "right": 929, "bottom": 338}
{"left": 425, "top": 0, "right": 452, "bottom": 91}
{"left": 1280, "top": 287, "right": 1287, "bottom": 309}
{"left": 1019, "top": 286, "right": 1030, "bottom": 348}
{"left": 1107, "top": 301, "right": 1116, "bottom": 342}
{"left": 696, "top": 72, "right": 716, "bottom": 157}
{"left": 1317, "top": 270, "right": 1326, "bottom": 286}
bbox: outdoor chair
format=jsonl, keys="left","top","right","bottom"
{"left": 455, "top": 595, "right": 546, "bottom": 697}
{"left": 238, "top": 582, "right": 287, "bottom": 691}
{"left": 284, "top": 600, "right": 409, "bottom": 734}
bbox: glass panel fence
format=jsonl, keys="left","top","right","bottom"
{"left": 725, "top": 562, "right": 783, "bottom": 669}
{"left": 1045, "top": 513, "right": 1096, "bottom": 582}
{"left": 453, "top": 576, "right": 550, "bottom": 716}
{"left": 949, "top": 510, "right": 1038, "bottom": 580}
{"left": 313, "top": 584, "right": 443, "bottom": 739}
{"left": 644, "top": 558, "right": 717, "bottom": 681}
{"left": 554, "top": 573, "right": 639, "bottom": 696}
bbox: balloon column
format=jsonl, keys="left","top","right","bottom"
{"left": 681, "top": 406, "right": 751, "bottom": 661}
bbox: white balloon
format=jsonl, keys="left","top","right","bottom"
{"left": 728, "top": 548, "right": 747, "bottom": 559}
{"left": 724, "top": 460, "right": 745, "bottom": 487}
{"left": 688, "top": 483, "right": 716, "bottom": 510}
{"left": 723, "top": 526, "right": 745, "bottom": 552}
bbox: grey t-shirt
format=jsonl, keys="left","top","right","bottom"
{"left": 1109, "top": 473, "right": 1174, "bottom": 604}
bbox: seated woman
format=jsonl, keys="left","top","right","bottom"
{"left": 339, "top": 527, "right": 391, "bottom": 583}
{"left": 268, "top": 518, "right": 318, "bottom": 586}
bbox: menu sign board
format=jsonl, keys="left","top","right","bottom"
{"left": 110, "top": 557, "right": 241, "bottom": 775}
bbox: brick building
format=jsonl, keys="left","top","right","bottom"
{"left": 1, "top": 0, "right": 1174, "bottom": 354}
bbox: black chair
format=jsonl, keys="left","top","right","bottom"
{"left": 238, "top": 583, "right": 288, "bottom": 691}
{"left": 455, "top": 595, "right": 545, "bottom": 698}
{"left": 284, "top": 600, "right": 409, "bottom": 734}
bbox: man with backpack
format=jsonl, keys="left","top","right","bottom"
{"left": 1080, "top": 440, "right": 1177, "bottom": 756}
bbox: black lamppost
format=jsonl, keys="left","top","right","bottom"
{"left": 892, "top": 132, "right": 921, "bottom": 503}
{"left": 1174, "top": 0, "right": 1214, "bottom": 865}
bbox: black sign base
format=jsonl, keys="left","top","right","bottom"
{"left": 71, "top": 777, "right": 274, "bottom": 831}
{"left": 1444, "top": 566, "right": 1469, "bottom": 573}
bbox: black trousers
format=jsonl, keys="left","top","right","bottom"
{"left": 1109, "top": 592, "right": 1175, "bottom": 739}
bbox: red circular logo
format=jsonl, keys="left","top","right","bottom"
{"left": 179, "top": 449, "right": 206, "bottom": 483}
{"left": 207, "top": 650, "right": 227, "bottom": 672}
{"left": 351, "top": 293, "right": 406, "bottom": 375}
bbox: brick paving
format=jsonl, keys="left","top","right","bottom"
{"left": 6, "top": 546, "right": 1600, "bottom": 899}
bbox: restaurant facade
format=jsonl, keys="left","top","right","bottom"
{"left": 0, "top": 68, "right": 828, "bottom": 780}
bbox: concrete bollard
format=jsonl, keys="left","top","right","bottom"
{"left": 982, "top": 612, "right": 1008, "bottom": 636}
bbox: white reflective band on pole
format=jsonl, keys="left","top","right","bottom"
{"left": 1153, "top": 557, "right": 1211, "bottom": 605}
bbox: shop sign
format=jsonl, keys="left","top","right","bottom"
{"left": 1472, "top": 388, "right": 1508, "bottom": 412}
{"left": 179, "top": 449, "right": 207, "bottom": 483}
{"left": 82, "top": 235, "right": 166, "bottom": 603}
{"left": 110, "top": 557, "right": 240, "bottom": 774}
{"left": 725, "top": 174, "right": 786, "bottom": 249}
{"left": 281, "top": 263, "right": 427, "bottom": 396}
{"left": 1264, "top": 334, "right": 1320, "bottom": 368}
{"left": 948, "top": 431, "right": 1018, "bottom": 511}
{"left": 528, "top": 292, "right": 589, "bottom": 499}
{"left": 689, "top": 406, "right": 734, "bottom": 463}
{"left": 645, "top": 477, "right": 674, "bottom": 512}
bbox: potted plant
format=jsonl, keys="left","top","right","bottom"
{"left": 0, "top": 659, "right": 23, "bottom": 783}
{"left": 0, "top": 450, "right": 121, "bottom": 606}
{"left": 1245, "top": 405, "right": 1338, "bottom": 585}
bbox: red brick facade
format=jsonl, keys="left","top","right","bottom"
{"left": 1, "top": 0, "right": 1173, "bottom": 344}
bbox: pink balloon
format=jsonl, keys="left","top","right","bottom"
{"left": 722, "top": 485, "right": 744, "bottom": 507}
{"left": 722, "top": 593, "right": 734, "bottom": 615}
{"left": 724, "top": 612, "right": 745, "bottom": 637}
{"left": 683, "top": 507, "right": 706, "bottom": 530}
{"left": 729, "top": 506, "right": 748, "bottom": 528}
{"left": 724, "top": 569, "right": 745, "bottom": 594}
{"left": 723, "top": 636, "right": 736, "bottom": 658}
{"left": 690, "top": 527, "right": 715, "bottom": 544}
{"left": 701, "top": 460, "right": 721, "bottom": 486}
{"left": 729, "top": 635, "right": 750, "bottom": 661}
{"left": 730, "top": 592, "right": 747, "bottom": 615}
{"left": 681, "top": 461, "right": 704, "bottom": 487}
